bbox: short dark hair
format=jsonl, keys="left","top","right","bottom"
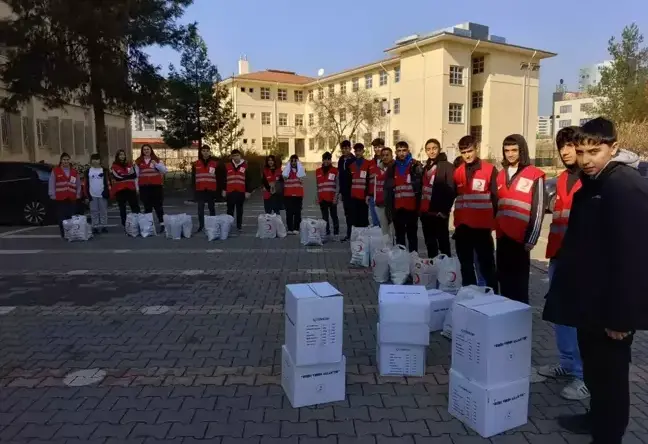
{"left": 381, "top": 147, "right": 393, "bottom": 154}
{"left": 555, "top": 126, "right": 580, "bottom": 150}
{"left": 425, "top": 138, "right": 441, "bottom": 148}
{"left": 395, "top": 141, "right": 409, "bottom": 149}
{"left": 231, "top": 149, "right": 241, "bottom": 155}
{"left": 577, "top": 117, "right": 617, "bottom": 146}
{"left": 371, "top": 138, "right": 385, "bottom": 147}
{"left": 353, "top": 143, "right": 365, "bottom": 151}
{"left": 90, "top": 153, "right": 100, "bottom": 161}
{"left": 340, "top": 140, "right": 351, "bottom": 149}
{"left": 458, "top": 135, "right": 475, "bottom": 149}
{"left": 201, "top": 144, "right": 211, "bottom": 150}
{"left": 322, "top": 151, "right": 332, "bottom": 160}
{"left": 290, "top": 154, "right": 299, "bottom": 161}
{"left": 502, "top": 135, "right": 520, "bottom": 147}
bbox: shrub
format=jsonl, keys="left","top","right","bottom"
{"left": 617, "top": 121, "right": 648, "bottom": 158}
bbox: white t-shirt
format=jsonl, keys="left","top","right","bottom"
{"left": 88, "top": 167, "right": 105, "bottom": 198}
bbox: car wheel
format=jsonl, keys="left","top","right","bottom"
{"left": 23, "top": 201, "right": 47, "bottom": 225}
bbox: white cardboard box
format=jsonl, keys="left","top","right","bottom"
{"left": 378, "top": 321, "right": 430, "bottom": 346}
{"left": 451, "top": 295, "right": 532, "bottom": 386}
{"left": 428, "top": 289, "right": 454, "bottom": 332}
{"left": 448, "top": 369, "right": 529, "bottom": 438}
{"left": 376, "top": 324, "right": 426, "bottom": 376}
{"left": 378, "top": 284, "right": 430, "bottom": 325}
{"left": 281, "top": 344, "right": 346, "bottom": 408}
{"left": 284, "top": 282, "right": 344, "bottom": 366}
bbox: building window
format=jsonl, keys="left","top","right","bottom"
{"left": 365, "top": 74, "right": 373, "bottom": 89}
{"left": 309, "top": 138, "right": 316, "bottom": 151}
{"left": 472, "top": 56, "right": 485, "bottom": 74}
{"left": 379, "top": 71, "right": 388, "bottom": 86}
{"left": 1, "top": 113, "right": 9, "bottom": 147}
{"left": 449, "top": 66, "right": 464, "bottom": 86}
{"left": 262, "top": 137, "right": 272, "bottom": 151}
{"left": 559, "top": 119, "right": 572, "bottom": 128}
{"left": 339, "top": 110, "right": 346, "bottom": 122}
{"left": 277, "top": 88, "right": 287, "bottom": 101}
{"left": 240, "top": 87, "right": 245, "bottom": 92}
{"left": 579, "top": 118, "right": 591, "bottom": 125}
{"left": 250, "top": 113, "right": 255, "bottom": 119}
{"left": 251, "top": 138, "right": 256, "bottom": 145}
{"left": 261, "top": 112, "right": 271, "bottom": 125}
{"left": 243, "top": 138, "right": 248, "bottom": 144}
{"left": 471, "top": 91, "right": 483, "bottom": 109}
{"left": 318, "top": 138, "right": 326, "bottom": 151}
{"left": 393, "top": 98, "right": 400, "bottom": 115}
{"left": 363, "top": 133, "right": 372, "bottom": 146}
{"left": 241, "top": 113, "right": 247, "bottom": 118}
{"left": 580, "top": 102, "right": 593, "bottom": 112}
{"left": 37, "top": 119, "right": 48, "bottom": 148}
{"left": 340, "top": 82, "right": 346, "bottom": 94}
{"left": 448, "top": 103, "right": 464, "bottom": 123}
{"left": 295, "top": 114, "right": 304, "bottom": 127}
{"left": 260, "top": 87, "right": 271, "bottom": 100}
{"left": 352, "top": 78, "right": 359, "bottom": 92}
{"left": 559, "top": 105, "right": 572, "bottom": 113}
{"left": 308, "top": 113, "right": 314, "bottom": 126}
{"left": 294, "top": 90, "right": 304, "bottom": 102}
{"left": 249, "top": 88, "right": 254, "bottom": 93}
{"left": 328, "top": 84, "right": 335, "bottom": 96}
{"left": 308, "top": 90, "right": 313, "bottom": 101}
{"left": 392, "top": 130, "right": 400, "bottom": 143}
{"left": 394, "top": 66, "right": 401, "bottom": 83}
{"left": 378, "top": 131, "right": 385, "bottom": 141}
{"left": 278, "top": 113, "right": 288, "bottom": 126}
{"left": 318, "top": 87, "right": 324, "bottom": 100}
{"left": 470, "top": 125, "right": 483, "bottom": 143}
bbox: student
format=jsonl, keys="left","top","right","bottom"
{"left": 337, "top": 140, "right": 356, "bottom": 241}
{"left": 384, "top": 141, "right": 422, "bottom": 252}
{"left": 262, "top": 155, "right": 283, "bottom": 215}
{"left": 347, "top": 143, "right": 371, "bottom": 231}
{"left": 282, "top": 154, "right": 306, "bottom": 234}
{"left": 316, "top": 152, "right": 340, "bottom": 239}
{"left": 453, "top": 136, "right": 498, "bottom": 290}
{"left": 84, "top": 154, "right": 110, "bottom": 234}
{"left": 110, "top": 149, "right": 140, "bottom": 227}
{"left": 135, "top": 144, "right": 167, "bottom": 228}
{"left": 223, "top": 149, "right": 251, "bottom": 233}
{"left": 369, "top": 147, "right": 394, "bottom": 238}
{"left": 49, "top": 152, "right": 81, "bottom": 238}
{"left": 543, "top": 117, "right": 648, "bottom": 444}
{"left": 495, "top": 134, "right": 545, "bottom": 303}
{"left": 537, "top": 126, "right": 589, "bottom": 401}
{"left": 419, "top": 138, "right": 455, "bottom": 258}
{"left": 367, "top": 138, "right": 384, "bottom": 226}
{"left": 192, "top": 144, "right": 220, "bottom": 232}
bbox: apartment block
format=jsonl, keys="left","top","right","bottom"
{"left": 222, "top": 22, "right": 555, "bottom": 163}
{"left": 553, "top": 91, "right": 595, "bottom": 137}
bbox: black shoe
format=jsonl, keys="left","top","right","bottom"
{"left": 557, "top": 413, "right": 591, "bottom": 434}
{"left": 101, "top": 227, "right": 108, "bottom": 233}
{"left": 196, "top": 226, "right": 204, "bottom": 233}
{"left": 92, "top": 228, "right": 99, "bottom": 235}
{"left": 340, "top": 236, "right": 349, "bottom": 242}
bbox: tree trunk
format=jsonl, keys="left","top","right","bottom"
{"left": 89, "top": 54, "right": 109, "bottom": 166}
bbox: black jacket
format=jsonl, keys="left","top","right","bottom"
{"left": 84, "top": 167, "right": 110, "bottom": 200}
{"left": 543, "top": 158, "right": 648, "bottom": 331}
{"left": 421, "top": 152, "right": 456, "bottom": 215}
{"left": 337, "top": 155, "right": 356, "bottom": 197}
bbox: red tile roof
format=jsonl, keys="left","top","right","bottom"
{"left": 232, "top": 69, "right": 315, "bottom": 85}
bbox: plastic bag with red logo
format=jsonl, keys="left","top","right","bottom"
{"left": 270, "top": 214, "right": 287, "bottom": 238}
{"left": 204, "top": 215, "right": 221, "bottom": 241}
{"left": 256, "top": 214, "right": 277, "bottom": 239}
{"left": 388, "top": 245, "right": 410, "bottom": 284}
{"left": 350, "top": 234, "right": 370, "bottom": 267}
{"left": 435, "top": 254, "right": 462, "bottom": 294}
{"left": 441, "top": 285, "right": 494, "bottom": 339}
{"left": 411, "top": 255, "right": 438, "bottom": 289}
{"left": 371, "top": 247, "right": 390, "bottom": 282}
{"left": 300, "top": 218, "right": 323, "bottom": 246}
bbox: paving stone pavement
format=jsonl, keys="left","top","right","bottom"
{"left": 1, "top": 174, "right": 648, "bottom": 443}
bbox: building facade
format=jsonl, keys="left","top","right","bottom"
{"left": 552, "top": 92, "right": 595, "bottom": 137}
{"left": 222, "top": 22, "right": 555, "bottom": 164}
{"left": 578, "top": 61, "right": 612, "bottom": 92}
{"left": 537, "top": 115, "right": 551, "bottom": 138}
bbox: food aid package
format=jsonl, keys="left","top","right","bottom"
{"left": 369, "top": 234, "right": 391, "bottom": 260}
{"left": 436, "top": 254, "right": 462, "bottom": 294}
{"left": 300, "top": 218, "right": 323, "bottom": 246}
{"left": 138, "top": 212, "right": 157, "bottom": 238}
{"left": 215, "top": 214, "right": 234, "bottom": 240}
{"left": 441, "top": 285, "right": 494, "bottom": 338}
{"left": 316, "top": 219, "right": 328, "bottom": 241}
{"left": 350, "top": 234, "right": 370, "bottom": 267}
{"left": 350, "top": 226, "right": 367, "bottom": 243}
{"left": 180, "top": 213, "right": 193, "bottom": 238}
{"left": 371, "top": 247, "right": 391, "bottom": 283}
{"left": 412, "top": 255, "right": 438, "bottom": 289}
{"left": 256, "top": 214, "right": 277, "bottom": 239}
{"left": 388, "top": 245, "right": 410, "bottom": 284}
{"left": 63, "top": 215, "right": 92, "bottom": 242}
{"left": 164, "top": 214, "right": 183, "bottom": 240}
{"left": 272, "top": 214, "right": 287, "bottom": 238}
{"left": 204, "top": 215, "right": 221, "bottom": 241}
{"left": 125, "top": 213, "right": 140, "bottom": 237}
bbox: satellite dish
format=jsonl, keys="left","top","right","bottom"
{"left": 317, "top": 68, "right": 324, "bottom": 77}
{"left": 560, "top": 79, "right": 564, "bottom": 84}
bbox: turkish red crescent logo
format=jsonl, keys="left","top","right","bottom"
{"left": 311, "top": 226, "right": 317, "bottom": 234}
{"left": 371, "top": 259, "right": 376, "bottom": 267}
{"left": 413, "top": 274, "right": 420, "bottom": 284}
{"left": 449, "top": 271, "right": 457, "bottom": 282}
{"left": 355, "top": 244, "right": 363, "bottom": 253}
{"left": 266, "top": 223, "right": 273, "bottom": 231}
{"left": 415, "top": 263, "right": 421, "bottom": 269}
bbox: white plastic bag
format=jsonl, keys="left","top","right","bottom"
{"left": 300, "top": 218, "right": 323, "bottom": 246}
{"left": 164, "top": 215, "right": 183, "bottom": 240}
{"left": 138, "top": 213, "right": 156, "bottom": 238}
{"left": 256, "top": 214, "right": 277, "bottom": 239}
{"left": 350, "top": 226, "right": 368, "bottom": 243}
{"left": 181, "top": 213, "right": 193, "bottom": 238}
{"left": 412, "top": 256, "right": 438, "bottom": 289}
{"left": 204, "top": 215, "right": 221, "bottom": 241}
{"left": 215, "top": 214, "right": 234, "bottom": 240}
{"left": 388, "top": 245, "right": 410, "bottom": 284}
{"left": 125, "top": 213, "right": 140, "bottom": 237}
{"left": 442, "top": 285, "right": 494, "bottom": 338}
{"left": 316, "top": 219, "right": 328, "bottom": 241}
{"left": 436, "top": 254, "right": 462, "bottom": 294}
{"left": 369, "top": 234, "right": 391, "bottom": 260}
{"left": 272, "top": 214, "right": 287, "bottom": 238}
{"left": 63, "top": 215, "right": 92, "bottom": 242}
{"left": 371, "top": 247, "right": 391, "bottom": 283}
{"left": 350, "top": 234, "right": 370, "bottom": 267}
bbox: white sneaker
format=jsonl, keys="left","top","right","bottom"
{"left": 537, "top": 364, "right": 571, "bottom": 379}
{"left": 560, "top": 379, "right": 590, "bottom": 400}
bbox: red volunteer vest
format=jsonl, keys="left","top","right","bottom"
{"left": 371, "top": 165, "right": 387, "bottom": 206}
{"left": 495, "top": 165, "right": 546, "bottom": 243}
{"left": 349, "top": 159, "right": 370, "bottom": 199}
{"left": 316, "top": 167, "right": 338, "bottom": 202}
{"left": 195, "top": 159, "right": 218, "bottom": 191}
{"left": 284, "top": 169, "right": 304, "bottom": 197}
{"left": 110, "top": 163, "right": 137, "bottom": 193}
{"left": 393, "top": 164, "right": 416, "bottom": 211}
{"left": 53, "top": 166, "right": 79, "bottom": 201}
{"left": 226, "top": 161, "right": 247, "bottom": 193}
{"left": 136, "top": 159, "right": 164, "bottom": 186}
{"left": 419, "top": 164, "right": 438, "bottom": 214}
{"left": 263, "top": 167, "right": 282, "bottom": 200}
{"left": 545, "top": 171, "right": 582, "bottom": 258}
{"left": 453, "top": 161, "right": 495, "bottom": 229}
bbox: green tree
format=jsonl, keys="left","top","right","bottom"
{"left": 0, "top": 0, "right": 192, "bottom": 162}
{"left": 592, "top": 23, "right": 648, "bottom": 123}
{"left": 208, "top": 85, "right": 244, "bottom": 155}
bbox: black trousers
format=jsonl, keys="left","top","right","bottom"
{"left": 226, "top": 191, "right": 245, "bottom": 229}
{"left": 56, "top": 199, "right": 79, "bottom": 238}
{"left": 578, "top": 328, "right": 633, "bottom": 444}
{"left": 342, "top": 195, "right": 353, "bottom": 239}
{"left": 263, "top": 194, "right": 283, "bottom": 215}
{"left": 496, "top": 235, "right": 530, "bottom": 303}
{"left": 115, "top": 189, "right": 140, "bottom": 226}
{"left": 454, "top": 225, "right": 498, "bottom": 291}
{"left": 420, "top": 213, "right": 451, "bottom": 258}
{"left": 393, "top": 208, "right": 418, "bottom": 252}
{"left": 284, "top": 196, "right": 303, "bottom": 232}
{"left": 319, "top": 200, "right": 340, "bottom": 235}
{"left": 196, "top": 190, "right": 216, "bottom": 229}
{"left": 350, "top": 198, "right": 369, "bottom": 238}
{"left": 139, "top": 185, "right": 164, "bottom": 223}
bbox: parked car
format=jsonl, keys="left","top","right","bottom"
{"left": 0, "top": 162, "right": 58, "bottom": 225}
{"left": 544, "top": 160, "right": 648, "bottom": 213}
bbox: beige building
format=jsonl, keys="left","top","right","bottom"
{"left": 0, "top": 1, "right": 131, "bottom": 165}
{"left": 222, "top": 22, "right": 555, "bottom": 164}
{"left": 553, "top": 92, "right": 595, "bottom": 137}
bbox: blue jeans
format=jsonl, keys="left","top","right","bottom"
{"left": 475, "top": 252, "right": 487, "bottom": 286}
{"left": 368, "top": 196, "right": 380, "bottom": 227}
{"left": 549, "top": 259, "right": 584, "bottom": 380}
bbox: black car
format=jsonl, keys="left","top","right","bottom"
{"left": 0, "top": 161, "right": 58, "bottom": 225}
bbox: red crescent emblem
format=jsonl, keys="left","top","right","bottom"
{"left": 311, "top": 226, "right": 317, "bottom": 234}
{"left": 355, "top": 244, "right": 363, "bottom": 253}
{"left": 449, "top": 271, "right": 457, "bottom": 282}
{"left": 371, "top": 259, "right": 376, "bottom": 267}
{"left": 266, "top": 223, "right": 273, "bottom": 231}
{"left": 413, "top": 274, "right": 420, "bottom": 284}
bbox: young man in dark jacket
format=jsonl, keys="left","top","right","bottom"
{"left": 337, "top": 140, "right": 356, "bottom": 241}
{"left": 543, "top": 117, "right": 648, "bottom": 444}
{"left": 419, "top": 138, "right": 455, "bottom": 258}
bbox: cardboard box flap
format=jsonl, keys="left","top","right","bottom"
{"left": 457, "top": 295, "right": 530, "bottom": 316}
{"left": 308, "top": 282, "right": 342, "bottom": 298}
